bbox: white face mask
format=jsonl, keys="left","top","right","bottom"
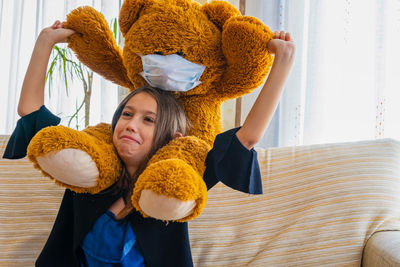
{"left": 138, "top": 53, "right": 206, "bottom": 92}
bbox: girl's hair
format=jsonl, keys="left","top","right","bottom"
{"left": 110, "top": 86, "right": 190, "bottom": 218}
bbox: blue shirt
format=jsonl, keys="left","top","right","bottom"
{"left": 81, "top": 210, "right": 145, "bottom": 267}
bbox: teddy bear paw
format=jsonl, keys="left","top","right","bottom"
{"left": 37, "top": 149, "right": 99, "bottom": 188}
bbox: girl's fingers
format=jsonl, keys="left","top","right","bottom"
{"left": 51, "top": 20, "right": 65, "bottom": 29}
{"left": 52, "top": 20, "right": 60, "bottom": 28}
{"left": 285, "top": 32, "right": 291, "bottom": 42}
{"left": 273, "top": 31, "right": 292, "bottom": 42}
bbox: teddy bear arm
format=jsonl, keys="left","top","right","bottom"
{"left": 217, "top": 16, "right": 275, "bottom": 99}
{"left": 65, "top": 6, "right": 133, "bottom": 89}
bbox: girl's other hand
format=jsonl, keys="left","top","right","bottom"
{"left": 267, "top": 31, "right": 295, "bottom": 61}
{"left": 38, "top": 20, "right": 76, "bottom": 47}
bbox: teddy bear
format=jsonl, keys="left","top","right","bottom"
{"left": 27, "top": 0, "right": 274, "bottom": 222}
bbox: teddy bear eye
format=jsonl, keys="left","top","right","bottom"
{"left": 154, "top": 51, "right": 163, "bottom": 55}
{"left": 176, "top": 50, "right": 185, "bottom": 56}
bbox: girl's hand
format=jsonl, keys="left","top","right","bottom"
{"left": 267, "top": 31, "right": 295, "bottom": 61}
{"left": 37, "top": 20, "right": 76, "bottom": 47}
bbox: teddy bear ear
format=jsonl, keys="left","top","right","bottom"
{"left": 119, "top": 0, "right": 155, "bottom": 37}
{"left": 201, "top": 1, "right": 241, "bottom": 30}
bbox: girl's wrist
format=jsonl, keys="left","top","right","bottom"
{"left": 36, "top": 30, "right": 56, "bottom": 50}
{"left": 272, "top": 43, "right": 295, "bottom": 65}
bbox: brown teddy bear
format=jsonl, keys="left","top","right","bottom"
{"left": 27, "top": 0, "right": 274, "bottom": 222}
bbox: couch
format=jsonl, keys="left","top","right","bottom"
{"left": 1, "top": 135, "right": 399, "bottom": 266}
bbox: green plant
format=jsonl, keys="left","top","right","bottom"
{"left": 46, "top": 45, "right": 92, "bottom": 130}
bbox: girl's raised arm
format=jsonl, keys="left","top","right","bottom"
{"left": 236, "top": 31, "right": 295, "bottom": 149}
{"left": 17, "top": 21, "right": 75, "bottom": 116}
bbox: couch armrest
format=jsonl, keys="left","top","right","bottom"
{"left": 363, "top": 231, "right": 400, "bottom": 266}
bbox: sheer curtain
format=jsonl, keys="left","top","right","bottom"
{"left": 0, "top": 0, "right": 122, "bottom": 134}
{"left": 245, "top": 0, "right": 400, "bottom": 147}
{"left": 3, "top": 0, "right": 400, "bottom": 146}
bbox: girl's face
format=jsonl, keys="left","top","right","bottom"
{"left": 113, "top": 92, "right": 157, "bottom": 168}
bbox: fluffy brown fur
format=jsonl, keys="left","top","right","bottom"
{"left": 27, "top": 0, "right": 274, "bottom": 222}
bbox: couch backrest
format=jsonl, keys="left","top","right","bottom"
{"left": 0, "top": 136, "right": 64, "bottom": 266}
{"left": 188, "top": 138, "right": 400, "bottom": 266}
{"left": 1, "top": 135, "right": 400, "bottom": 266}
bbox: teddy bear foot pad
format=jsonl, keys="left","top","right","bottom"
{"left": 37, "top": 149, "right": 99, "bottom": 188}
{"left": 139, "top": 189, "right": 196, "bottom": 221}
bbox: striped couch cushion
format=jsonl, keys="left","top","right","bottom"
{"left": 1, "top": 135, "right": 400, "bottom": 266}
{"left": 189, "top": 138, "right": 400, "bottom": 266}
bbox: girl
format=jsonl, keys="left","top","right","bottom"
{"left": 3, "top": 20, "right": 295, "bottom": 266}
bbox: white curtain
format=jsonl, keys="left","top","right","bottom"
{"left": 3, "top": 0, "right": 400, "bottom": 147}
{"left": 245, "top": 0, "right": 400, "bottom": 147}
{"left": 0, "top": 0, "right": 122, "bottom": 134}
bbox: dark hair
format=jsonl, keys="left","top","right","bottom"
{"left": 111, "top": 86, "right": 190, "bottom": 218}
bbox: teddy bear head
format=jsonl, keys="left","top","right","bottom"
{"left": 119, "top": 0, "right": 241, "bottom": 96}
{"left": 66, "top": 0, "right": 273, "bottom": 143}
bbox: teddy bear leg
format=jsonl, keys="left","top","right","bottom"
{"left": 132, "top": 158, "right": 207, "bottom": 222}
{"left": 27, "top": 123, "right": 121, "bottom": 194}
{"left": 131, "top": 136, "right": 210, "bottom": 222}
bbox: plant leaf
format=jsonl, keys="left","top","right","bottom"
{"left": 113, "top": 18, "right": 117, "bottom": 40}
